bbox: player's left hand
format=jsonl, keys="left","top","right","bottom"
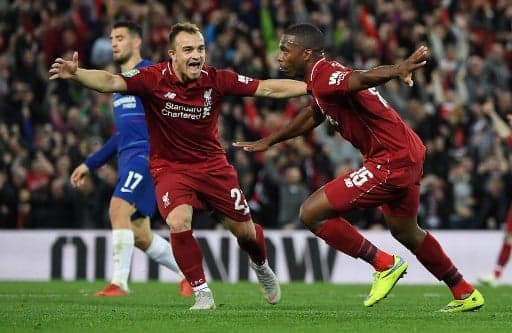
{"left": 398, "top": 45, "right": 429, "bottom": 87}
{"left": 233, "top": 137, "right": 273, "bottom": 152}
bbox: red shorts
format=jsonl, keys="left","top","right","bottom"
{"left": 324, "top": 161, "right": 423, "bottom": 217}
{"left": 151, "top": 158, "right": 252, "bottom": 222}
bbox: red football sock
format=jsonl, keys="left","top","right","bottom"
{"left": 237, "top": 223, "right": 266, "bottom": 265}
{"left": 413, "top": 232, "right": 473, "bottom": 299}
{"left": 315, "top": 217, "right": 393, "bottom": 271}
{"left": 170, "top": 230, "right": 206, "bottom": 288}
{"left": 494, "top": 243, "right": 511, "bottom": 278}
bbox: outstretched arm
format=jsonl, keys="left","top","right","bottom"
{"left": 253, "top": 79, "right": 307, "bottom": 98}
{"left": 347, "top": 45, "right": 429, "bottom": 91}
{"left": 233, "top": 106, "right": 324, "bottom": 152}
{"left": 49, "top": 51, "right": 127, "bottom": 93}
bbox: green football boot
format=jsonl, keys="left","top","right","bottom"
{"left": 364, "top": 255, "right": 408, "bottom": 307}
{"left": 439, "top": 289, "right": 484, "bottom": 313}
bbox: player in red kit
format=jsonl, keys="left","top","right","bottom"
{"left": 234, "top": 23, "right": 484, "bottom": 312}
{"left": 49, "top": 22, "right": 307, "bottom": 310}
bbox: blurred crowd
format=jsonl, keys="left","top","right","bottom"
{"left": 1, "top": 0, "right": 512, "bottom": 231}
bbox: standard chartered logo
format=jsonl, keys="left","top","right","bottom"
{"left": 161, "top": 89, "right": 213, "bottom": 120}
{"left": 160, "top": 102, "right": 208, "bottom": 120}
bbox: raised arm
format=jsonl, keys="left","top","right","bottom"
{"left": 233, "top": 106, "right": 324, "bottom": 152}
{"left": 49, "top": 52, "right": 127, "bottom": 93}
{"left": 482, "top": 100, "right": 512, "bottom": 139}
{"left": 347, "top": 45, "right": 429, "bottom": 91}
{"left": 253, "top": 79, "right": 307, "bottom": 98}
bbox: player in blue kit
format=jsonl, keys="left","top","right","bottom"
{"left": 70, "top": 21, "right": 192, "bottom": 297}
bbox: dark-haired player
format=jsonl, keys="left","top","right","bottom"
{"left": 70, "top": 21, "right": 191, "bottom": 297}
{"left": 234, "top": 23, "right": 484, "bottom": 313}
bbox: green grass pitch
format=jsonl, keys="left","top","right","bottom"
{"left": 0, "top": 281, "right": 510, "bottom": 332}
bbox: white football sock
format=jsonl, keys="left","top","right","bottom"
{"left": 193, "top": 283, "right": 211, "bottom": 293}
{"left": 111, "top": 229, "right": 134, "bottom": 292}
{"left": 145, "top": 233, "right": 183, "bottom": 276}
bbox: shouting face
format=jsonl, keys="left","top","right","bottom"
{"left": 168, "top": 31, "right": 206, "bottom": 83}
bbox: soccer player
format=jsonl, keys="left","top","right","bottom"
{"left": 50, "top": 22, "right": 307, "bottom": 310}
{"left": 69, "top": 21, "right": 192, "bottom": 297}
{"left": 478, "top": 99, "right": 512, "bottom": 287}
{"left": 233, "top": 23, "right": 484, "bottom": 312}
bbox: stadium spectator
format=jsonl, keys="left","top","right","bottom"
{"left": 68, "top": 21, "right": 191, "bottom": 297}
{"left": 479, "top": 99, "right": 512, "bottom": 287}
{"left": 48, "top": 22, "right": 307, "bottom": 310}
{"left": 262, "top": 145, "right": 310, "bottom": 230}
{"left": 234, "top": 23, "right": 483, "bottom": 312}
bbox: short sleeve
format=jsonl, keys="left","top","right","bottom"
{"left": 119, "top": 66, "right": 156, "bottom": 97}
{"left": 311, "top": 67, "right": 354, "bottom": 98}
{"left": 215, "top": 69, "right": 259, "bottom": 96}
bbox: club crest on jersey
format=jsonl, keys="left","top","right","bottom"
{"left": 237, "top": 74, "right": 252, "bottom": 84}
{"left": 162, "top": 192, "right": 170, "bottom": 208}
{"left": 202, "top": 88, "right": 212, "bottom": 118}
{"left": 121, "top": 69, "right": 140, "bottom": 78}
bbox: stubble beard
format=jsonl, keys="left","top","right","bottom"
{"left": 114, "top": 51, "right": 131, "bottom": 67}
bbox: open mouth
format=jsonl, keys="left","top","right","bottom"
{"left": 188, "top": 61, "right": 201, "bottom": 71}
{"left": 279, "top": 66, "right": 289, "bottom": 73}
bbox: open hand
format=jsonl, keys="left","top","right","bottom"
{"left": 70, "top": 163, "right": 90, "bottom": 188}
{"left": 398, "top": 45, "right": 429, "bottom": 87}
{"left": 49, "top": 51, "right": 79, "bottom": 80}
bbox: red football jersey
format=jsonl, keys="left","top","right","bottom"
{"left": 307, "top": 58, "right": 426, "bottom": 168}
{"left": 120, "top": 62, "right": 259, "bottom": 168}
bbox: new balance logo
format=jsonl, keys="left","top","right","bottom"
{"left": 164, "top": 92, "right": 176, "bottom": 99}
{"left": 328, "top": 71, "right": 347, "bottom": 85}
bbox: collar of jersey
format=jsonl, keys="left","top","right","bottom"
{"left": 307, "top": 57, "right": 327, "bottom": 84}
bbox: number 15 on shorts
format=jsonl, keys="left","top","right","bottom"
{"left": 344, "top": 166, "right": 374, "bottom": 187}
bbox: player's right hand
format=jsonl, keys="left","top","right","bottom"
{"left": 49, "top": 51, "right": 79, "bottom": 80}
{"left": 232, "top": 138, "right": 272, "bottom": 152}
{"left": 70, "top": 163, "right": 90, "bottom": 188}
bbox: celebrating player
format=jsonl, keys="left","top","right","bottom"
{"left": 70, "top": 21, "right": 191, "bottom": 297}
{"left": 51, "top": 22, "right": 307, "bottom": 310}
{"left": 234, "top": 23, "right": 484, "bottom": 312}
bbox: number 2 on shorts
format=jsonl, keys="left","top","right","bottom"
{"left": 230, "top": 188, "right": 250, "bottom": 215}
